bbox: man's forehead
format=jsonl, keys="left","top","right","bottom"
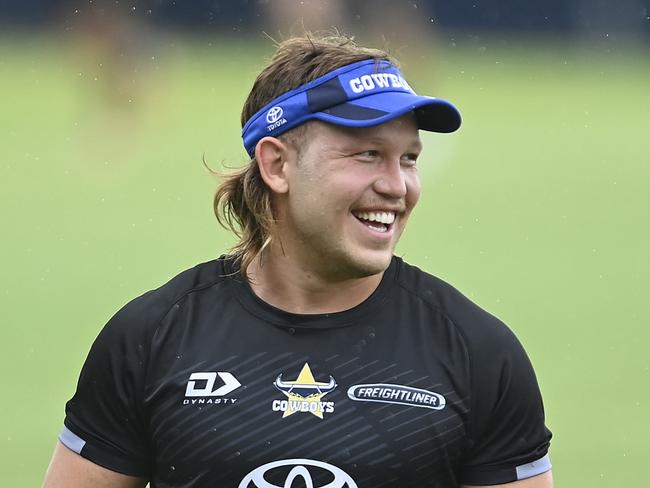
{"left": 314, "top": 115, "right": 421, "bottom": 144}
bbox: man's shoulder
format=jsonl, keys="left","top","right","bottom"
{"left": 107, "top": 256, "right": 235, "bottom": 334}
{"left": 394, "top": 256, "right": 487, "bottom": 317}
{"left": 151, "top": 256, "right": 234, "bottom": 301}
{"left": 394, "top": 257, "right": 515, "bottom": 347}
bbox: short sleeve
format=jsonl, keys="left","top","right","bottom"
{"left": 60, "top": 295, "right": 156, "bottom": 477}
{"left": 460, "top": 318, "right": 552, "bottom": 485}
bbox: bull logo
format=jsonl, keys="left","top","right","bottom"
{"left": 272, "top": 363, "right": 337, "bottom": 419}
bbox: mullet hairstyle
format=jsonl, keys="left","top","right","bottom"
{"left": 213, "top": 35, "right": 396, "bottom": 279}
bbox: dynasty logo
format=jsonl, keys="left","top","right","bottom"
{"left": 182, "top": 371, "right": 240, "bottom": 406}
{"left": 272, "top": 363, "right": 337, "bottom": 419}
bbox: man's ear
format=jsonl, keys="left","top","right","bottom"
{"left": 255, "top": 136, "right": 291, "bottom": 194}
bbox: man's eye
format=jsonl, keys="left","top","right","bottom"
{"left": 356, "top": 150, "right": 379, "bottom": 159}
{"left": 401, "top": 153, "right": 419, "bottom": 166}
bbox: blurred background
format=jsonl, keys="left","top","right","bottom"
{"left": 1, "top": 0, "right": 648, "bottom": 486}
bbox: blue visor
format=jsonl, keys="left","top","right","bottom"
{"left": 241, "top": 59, "right": 461, "bottom": 156}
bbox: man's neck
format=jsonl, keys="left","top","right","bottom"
{"left": 245, "top": 251, "right": 384, "bottom": 315}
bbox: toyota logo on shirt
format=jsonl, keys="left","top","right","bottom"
{"left": 266, "top": 106, "right": 284, "bottom": 124}
{"left": 239, "top": 459, "right": 358, "bottom": 488}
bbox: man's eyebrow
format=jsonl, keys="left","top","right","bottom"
{"left": 349, "top": 135, "right": 422, "bottom": 147}
{"left": 367, "top": 137, "right": 423, "bottom": 153}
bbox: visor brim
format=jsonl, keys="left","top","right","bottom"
{"left": 314, "top": 91, "right": 461, "bottom": 133}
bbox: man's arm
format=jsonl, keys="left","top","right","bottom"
{"left": 42, "top": 442, "right": 147, "bottom": 488}
{"left": 462, "top": 470, "right": 554, "bottom": 488}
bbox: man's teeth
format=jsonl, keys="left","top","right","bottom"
{"left": 353, "top": 211, "right": 396, "bottom": 225}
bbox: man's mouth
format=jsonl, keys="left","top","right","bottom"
{"left": 352, "top": 210, "right": 396, "bottom": 233}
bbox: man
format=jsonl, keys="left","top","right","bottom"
{"left": 43, "top": 35, "right": 553, "bottom": 488}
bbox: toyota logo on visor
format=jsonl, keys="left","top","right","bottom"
{"left": 266, "top": 106, "right": 284, "bottom": 124}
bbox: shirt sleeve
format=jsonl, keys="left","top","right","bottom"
{"left": 459, "top": 316, "right": 552, "bottom": 485}
{"left": 60, "top": 294, "right": 157, "bottom": 477}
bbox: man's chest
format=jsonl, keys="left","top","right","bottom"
{"left": 143, "top": 308, "right": 470, "bottom": 487}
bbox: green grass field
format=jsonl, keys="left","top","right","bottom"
{"left": 1, "top": 35, "right": 648, "bottom": 486}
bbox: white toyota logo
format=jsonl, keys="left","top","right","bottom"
{"left": 239, "top": 458, "right": 358, "bottom": 488}
{"left": 266, "top": 106, "right": 284, "bottom": 124}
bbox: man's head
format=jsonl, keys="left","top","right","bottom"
{"left": 215, "top": 35, "right": 460, "bottom": 279}
{"left": 254, "top": 113, "right": 422, "bottom": 281}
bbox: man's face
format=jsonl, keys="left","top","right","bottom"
{"left": 277, "top": 114, "right": 422, "bottom": 281}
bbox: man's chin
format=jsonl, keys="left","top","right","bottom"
{"left": 343, "top": 251, "right": 393, "bottom": 279}
{"left": 311, "top": 243, "right": 394, "bottom": 281}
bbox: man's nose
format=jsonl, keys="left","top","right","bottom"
{"left": 372, "top": 159, "right": 408, "bottom": 199}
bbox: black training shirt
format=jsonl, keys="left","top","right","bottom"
{"left": 61, "top": 256, "right": 552, "bottom": 487}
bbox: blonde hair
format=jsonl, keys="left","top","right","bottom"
{"left": 214, "top": 34, "right": 396, "bottom": 278}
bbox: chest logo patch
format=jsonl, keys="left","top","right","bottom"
{"left": 182, "top": 372, "right": 240, "bottom": 405}
{"left": 272, "top": 363, "right": 337, "bottom": 419}
{"left": 347, "top": 383, "right": 446, "bottom": 410}
{"left": 239, "top": 458, "right": 357, "bottom": 488}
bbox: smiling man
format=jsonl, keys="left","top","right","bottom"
{"left": 44, "top": 36, "right": 553, "bottom": 488}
